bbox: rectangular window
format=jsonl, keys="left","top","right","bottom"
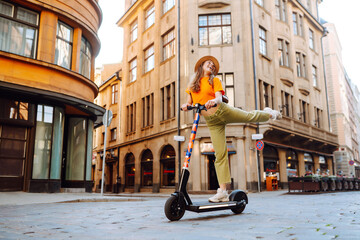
{"left": 0, "top": 1, "right": 39, "bottom": 58}
{"left": 224, "top": 73, "right": 235, "bottom": 107}
{"left": 275, "top": 0, "right": 287, "bottom": 22}
{"left": 314, "top": 107, "right": 322, "bottom": 128}
{"left": 145, "top": 4, "right": 155, "bottom": 30}
{"left": 312, "top": 65, "right": 318, "bottom": 87}
{"left": 259, "top": 26, "right": 267, "bottom": 56}
{"left": 281, "top": 91, "right": 293, "bottom": 118}
{"left": 111, "top": 84, "right": 118, "bottom": 104}
{"left": 278, "top": 39, "right": 289, "bottom": 67}
{"left": 162, "top": 29, "right": 175, "bottom": 61}
{"left": 255, "top": 0, "right": 264, "bottom": 7}
{"left": 144, "top": 44, "right": 154, "bottom": 73}
{"left": 199, "top": 13, "right": 232, "bottom": 46}
{"left": 142, "top": 93, "right": 154, "bottom": 128}
{"left": 79, "top": 37, "right": 92, "bottom": 78}
{"left": 130, "top": 20, "right": 138, "bottom": 43}
{"left": 293, "top": 12, "right": 303, "bottom": 36}
{"left": 259, "top": 80, "right": 274, "bottom": 110}
{"left": 296, "top": 52, "right": 306, "bottom": 78}
{"left": 299, "top": 100, "right": 309, "bottom": 123}
{"left": 129, "top": 58, "right": 137, "bottom": 82}
{"left": 0, "top": 99, "right": 30, "bottom": 121}
{"left": 127, "top": 102, "right": 136, "bottom": 133}
{"left": 161, "top": 82, "right": 175, "bottom": 121}
{"left": 309, "top": 29, "right": 314, "bottom": 50}
{"left": 55, "top": 21, "right": 73, "bottom": 69}
{"left": 163, "top": 0, "right": 175, "bottom": 14}
{"left": 110, "top": 128, "right": 117, "bottom": 141}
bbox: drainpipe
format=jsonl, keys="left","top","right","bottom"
{"left": 177, "top": 0, "right": 181, "bottom": 183}
{"left": 320, "top": 28, "right": 331, "bottom": 132}
{"left": 249, "top": 0, "right": 261, "bottom": 193}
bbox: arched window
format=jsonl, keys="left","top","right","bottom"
{"left": 263, "top": 145, "right": 279, "bottom": 174}
{"left": 304, "top": 153, "right": 314, "bottom": 174}
{"left": 125, "top": 153, "right": 135, "bottom": 187}
{"left": 160, "top": 145, "right": 175, "bottom": 187}
{"left": 141, "top": 149, "right": 153, "bottom": 187}
{"left": 286, "top": 149, "right": 298, "bottom": 177}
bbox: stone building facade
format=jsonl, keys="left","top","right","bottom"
{"left": 96, "top": 0, "right": 338, "bottom": 193}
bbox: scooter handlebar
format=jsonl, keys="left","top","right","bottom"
{"left": 181, "top": 103, "right": 217, "bottom": 111}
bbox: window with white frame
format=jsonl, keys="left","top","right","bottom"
{"left": 198, "top": 13, "right": 232, "bottom": 46}
{"left": 144, "top": 44, "right": 154, "bottom": 73}
{"left": 130, "top": 20, "right": 138, "bottom": 43}
{"left": 259, "top": 26, "right": 267, "bottom": 56}
{"left": 55, "top": 21, "right": 73, "bottom": 69}
{"left": 79, "top": 37, "right": 92, "bottom": 78}
{"left": 129, "top": 58, "right": 137, "bottom": 83}
{"left": 162, "top": 29, "right": 175, "bottom": 61}
{"left": 278, "top": 39, "right": 289, "bottom": 67}
{"left": 0, "top": 1, "right": 39, "bottom": 58}
{"left": 145, "top": 4, "right": 155, "bottom": 30}
{"left": 163, "top": 0, "right": 175, "bottom": 15}
{"left": 110, "top": 128, "right": 117, "bottom": 141}
{"left": 275, "top": 0, "right": 287, "bottom": 22}
{"left": 312, "top": 65, "right": 317, "bottom": 87}
{"left": 292, "top": 12, "right": 303, "bottom": 36}
{"left": 309, "top": 29, "right": 314, "bottom": 50}
{"left": 216, "top": 73, "right": 235, "bottom": 107}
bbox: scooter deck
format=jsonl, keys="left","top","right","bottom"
{"left": 186, "top": 200, "right": 246, "bottom": 213}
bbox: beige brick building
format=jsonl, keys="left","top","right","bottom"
{"left": 95, "top": 0, "right": 338, "bottom": 193}
{"left": 322, "top": 22, "right": 360, "bottom": 177}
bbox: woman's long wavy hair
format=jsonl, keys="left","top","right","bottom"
{"left": 189, "top": 61, "right": 215, "bottom": 93}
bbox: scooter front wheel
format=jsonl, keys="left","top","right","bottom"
{"left": 229, "top": 190, "right": 248, "bottom": 214}
{"left": 164, "top": 195, "right": 185, "bottom": 221}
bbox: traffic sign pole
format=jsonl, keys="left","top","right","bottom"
{"left": 101, "top": 110, "right": 113, "bottom": 196}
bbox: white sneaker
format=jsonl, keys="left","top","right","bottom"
{"left": 263, "top": 107, "right": 282, "bottom": 120}
{"left": 209, "top": 188, "right": 229, "bottom": 203}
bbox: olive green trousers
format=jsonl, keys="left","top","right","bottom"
{"left": 204, "top": 103, "right": 270, "bottom": 185}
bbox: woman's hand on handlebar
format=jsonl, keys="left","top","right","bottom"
{"left": 205, "top": 99, "right": 217, "bottom": 109}
{"left": 181, "top": 103, "right": 191, "bottom": 111}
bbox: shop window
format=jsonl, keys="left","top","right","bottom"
{"left": 33, "top": 106, "right": 64, "bottom": 180}
{"left": 319, "top": 156, "right": 328, "bottom": 174}
{"left": 304, "top": 153, "right": 314, "bottom": 174}
{"left": 125, "top": 153, "right": 135, "bottom": 187}
{"left": 0, "top": 1, "right": 39, "bottom": 58}
{"left": 198, "top": 13, "right": 232, "bottom": 46}
{"left": 141, "top": 149, "right": 153, "bottom": 187}
{"left": 79, "top": 37, "right": 92, "bottom": 78}
{"left": 263, "top": 146, "right": 279, "bottom": 175}
{"left": 160, "top": 145, "right": 175, "bottom": 187}
{"left": 286, "top": 149, "right": 298, "bottom": 177}
{"left": 55, "top": 21, "right": 73, "bottom": 69}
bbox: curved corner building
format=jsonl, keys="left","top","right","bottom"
{"left": 0, "top": 0, "right": 104, "bottom": 192}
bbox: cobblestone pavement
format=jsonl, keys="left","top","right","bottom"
{"left": 0, "top": 190, "right": 359, "bottom": 240}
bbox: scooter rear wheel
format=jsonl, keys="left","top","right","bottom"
{"left": 164, "top": 195, "right": 185, "bottom": 221}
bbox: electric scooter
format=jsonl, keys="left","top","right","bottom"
{"left": 164, "top": 103, "right": 248, "bottom": 221}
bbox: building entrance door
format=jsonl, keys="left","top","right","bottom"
{"left": 208, "top": 155, "right": 219, "bottom": 190}
{"left": 0, "top": 125, "right": 28, "bottom": 191}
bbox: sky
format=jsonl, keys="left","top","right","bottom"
{"left": 95, "top": 0, "right": 360, "bottom": 88}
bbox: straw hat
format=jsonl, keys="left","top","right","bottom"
{"left": 194, "top": 55, "right": 220, "bottom": 75}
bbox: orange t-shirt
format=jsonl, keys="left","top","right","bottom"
{"left": 186, "top": 77, "right": 225, "bottom": 105}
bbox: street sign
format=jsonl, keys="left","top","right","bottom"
{"left": 349, "top": 160, "right": 355, "bottom": 166}
{"left": 174, "top": 135, "right": 185, "bottom": 142}
{"left": 252, "top": 134, "right": 264, "bottom": 140}
{"left": 102, "top": 110, "right": 113, "bottom": 127}
{"left": 256, "top": 140, "right": 264, "bottom": 151}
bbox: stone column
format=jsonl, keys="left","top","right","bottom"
{"left": 236, "top": 138, "right": 247, "bottom": 190}
{"left": 278, "top": 148, "right": 287, "bottom": 188}
{"left": 190, "top": 139, "right": 201, "bottom": 191}
{"left": 314, "top": 155, "right": 320, "bottom": 173}
{"left": 298, "top": 152, "right": 305, "bottom": 177}
{"left": 327, "top": 156, "right": 334, "bottom": 175}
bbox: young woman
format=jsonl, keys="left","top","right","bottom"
{"left": 181, "top": 56, "right": 281, "bottom": 203}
